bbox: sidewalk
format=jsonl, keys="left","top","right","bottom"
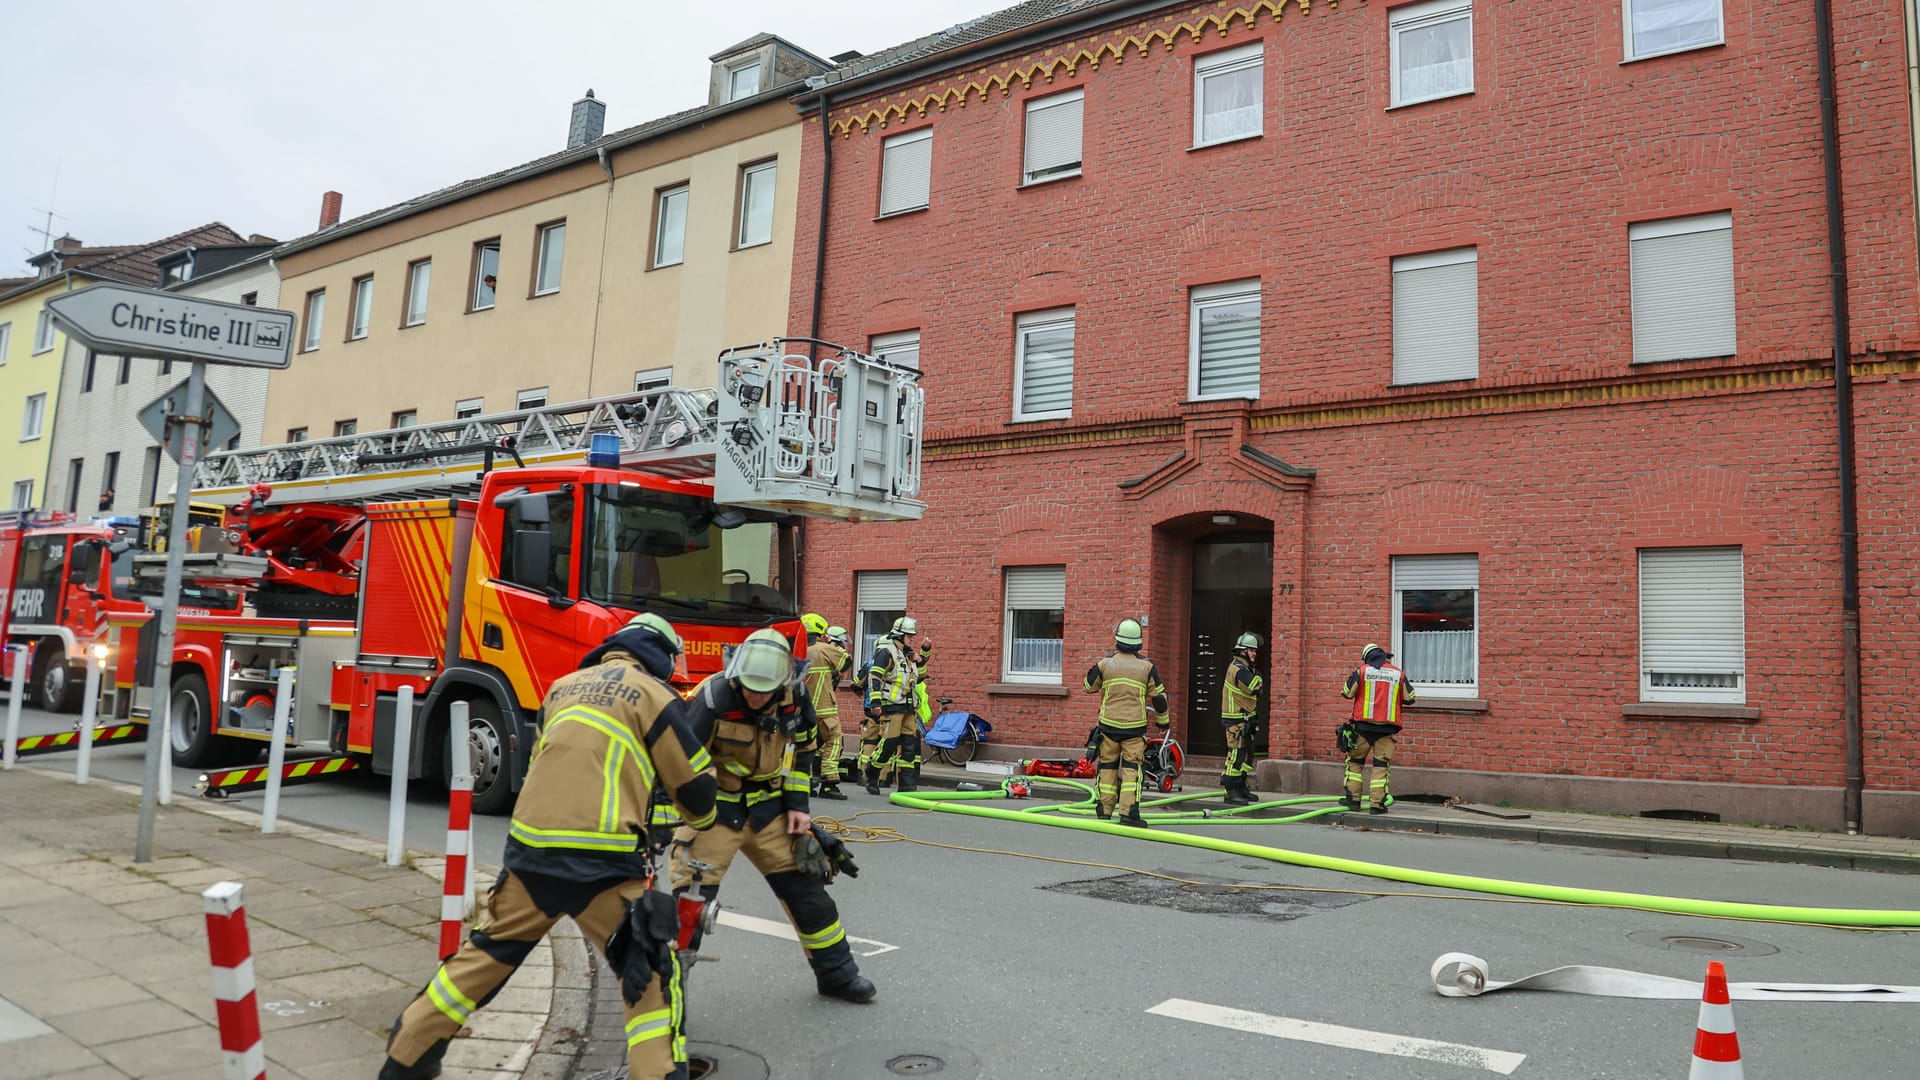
{"left": 0, "top": 766, "right": 581, "bottom": 1080}
{"left": 914, "top": 760, "right": 1920, "bottom": 874}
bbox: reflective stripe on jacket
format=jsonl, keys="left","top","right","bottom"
{"left": 685, "top": 674, "right": 819, "bottom": 821}
{"left": 1342, "top": 661, "right": 1415, "bottom": 727}
{"left": 866, "top": 638, "right": 917, "bottom": 708}
{"left": 1221, "top": 656, "right": 1262, "bottom": 721}
{"left": 1085, "top": 651, "right": 1167, "bottom": 730}
{"left": 804, "top": 640, "right": 850, "bottom": 718}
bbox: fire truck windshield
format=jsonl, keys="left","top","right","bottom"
{"left": 583, "top": 484, "right": 796, "bottom": 619}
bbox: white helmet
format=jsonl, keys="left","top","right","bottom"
{"left": 727, "top": 628, "right": 796, "bottom": 693}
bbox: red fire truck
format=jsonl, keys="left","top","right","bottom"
{"left": 110, "top": 340, "right": 924, "bottom": 813}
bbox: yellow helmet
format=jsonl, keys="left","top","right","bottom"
{"left": 1115, "top": 618, "right": 1144, "bottom": 648}
{"left": 801, "top": 613, "right": 830, "bottom": 637}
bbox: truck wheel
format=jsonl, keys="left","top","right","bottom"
{"left": 35, "top": 644, "right": 80, "bottom": 713}
{"left": 167, "top": 672, "right": 257, "bottom": 768}
{"left": 465, "top": 698, "right": 514, "bottom": 816}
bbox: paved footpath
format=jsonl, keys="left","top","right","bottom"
{"left": 0, "top": 766, "right": 586, "bottom": 1080}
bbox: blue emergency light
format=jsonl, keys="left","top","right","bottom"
{"left": 588, "top": 432, "right": 622, "bottom": 467}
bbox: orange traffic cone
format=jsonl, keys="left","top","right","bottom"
{"left": 1688, "top": 960, "right": 1744, "bottom": 1078}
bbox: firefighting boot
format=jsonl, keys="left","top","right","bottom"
{"left": 817, "top": 782, "right": 848, "bottom": 801}
{"left": 815, "top": 960, "right": 878, "bottom": 1004}
{"left": 1118, "top": 807, "right": 1150, "bottom": 829}
{"left": 1338, "top": 796, "right": 1362, "bottom": 811}
{"left": 863, "top": 765, "right": 882, "bottom": 797}
{"left": 1223, "top": 777, "right": 1256, "bottom": 806}
{"left": 897, "top": 767, "right": 918, "bottom": 793}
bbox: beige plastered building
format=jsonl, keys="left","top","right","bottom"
{"left": 265, "top": 35, "right": 829, "bottom": 440}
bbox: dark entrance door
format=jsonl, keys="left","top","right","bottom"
{"left": 1185, "top": 532, "right": 1272, "bottom": 756}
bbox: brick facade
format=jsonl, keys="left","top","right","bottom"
{"left": 789, "top": 0, "right": 1920, "bottom": 832}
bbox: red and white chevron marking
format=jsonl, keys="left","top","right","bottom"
{"left": 202, "top": 881, "right": 266, "bottom": 1080}
{"left": 439, "top": 773, "right": 474, "bottom": 960}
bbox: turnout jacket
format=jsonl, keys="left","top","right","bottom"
{"left": 804, "top": 639, "right": 852, "bottom": 718}
{"left": 1085, "top": 651, "right": 1169, "bottom": 732}
{"left": 506, "top": 651, "right": 716, "bottom": 883}
{"left": 865, "top": 637, "right": 920, "bottom": 712}
{"left": 1341, "top": 659, "right": 1415, "bottom": 737}
{"left": 683, "top": 674, "right": 819, "bottom": 828}
{"left": 1221, "top": 655, "right": 1263, "bottom": 722}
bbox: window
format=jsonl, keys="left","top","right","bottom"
{"left": 11, "top": 480, "right": 32, "bottom": 510}
{"left": 141, "top": 446, "right": 161, "bottom": 505}
{"left": 287, "top": 427, "right": 308, "bottom": 443}
{"left": 20, "top": 393, "right": 45, "bottom": 440}
{"left": 161, "top": 358, "right": 172, "bottom": 375}
{"left": 225, "top": 434, "right": 241, "bottom": 452}
{"left": 404, "top": 259, "right": 431, "bottom": 326}
{"left": 1392, "top": 555, "right": 1479, "bottom": 697}
{"left": 870, "top": 331, "right": 921, "bottom": 371}
{"left": 64, "top": 459, "right": 83, "bottom": 514}
{"left": 302, "top": 289, "right": 325, "bottom": 351}
{"left": 1391, "top": 247, "right": 1479, "bottom": 385}
{"left": 855, "top": 570, "right": 908, "bottom": 664}
{"left": 1631, "top": 212, "right": 1735, "bottom": 363}
{"left": 1194, "top": 43, "right": 1263, "bottom": 146}
{"left": 1640, "top": 547, "right": 1744, "bottom": 703}
{"left": 634, "top": 368, "right": 672, "bottom": 394}
{"left": 1023, "top": 89, "right": 1084, "bottom": 184}
{"left": 727, "top": 62, "right": 761, "bottom": 101}
{"left": 518, "top": 387, "right": 548, "bottom": 410}
{"left": 1391, "top": 0, "right": 1474, "bottom": 106}
{"left": 240, "top": 292, "right": 258, "bottom": 307}
{"left": 1003, "top": 566, "right": 1066, "bottom": 683}
{"left": 653, "top": 186, "right": 689, "bottom": 268}
{"left": 348, "top": 275, "right": 374, "bottom": 340}
{"left": 100, "top": 452, "right": 119, "bottom": 507}
{"left": 1190, "top": 280, "right": 1261, "bottom": 399}
{"left": 82, "top": 351, "right": 97, "bottom": 392}
{"left": 34, "top": 310, "right": 56, "bottom": 354}
{"left": 1625, "top": 0, "right": 1723, "bottom": 60}
{"left": 534, "top": 222, "right": 566, "bottom": 296}
{"left": 454, "top": 398, "right": 484, "bottom": 420}
{"left": 472, "top": 240, "right": 501, "bottom": 310}
{"left": 0, "top": 322, "right": 11, "bottom": 364}
{"left": 737, "top": 162, "right": 776, "bottom": 248}
{"left": 879, "top": 129, "right": 933, "bottom": 216}
{"left": 501, "top": 488, "right": 576, "bottom": 595}
{"left": 334, "top": 420, "right": 357, "bottom": 437}
{"left": 1014, "top": 309, "right": 1075, "bottom": 420}
{"left": 117, "top": 355, "right": 131, "bottom": 385}
{"left": 392, "top": 410, "right": 417, "bottom": 428}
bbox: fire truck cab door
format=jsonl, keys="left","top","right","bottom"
{"left": 475, "top": 486, "right": 585, "bottom": 708}
{"left": 9, "top": 534, "right": 70, "bottom": 632}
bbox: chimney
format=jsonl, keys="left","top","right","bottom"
{"left": 53, "top": 235, "right": 82, "bottom": 254}
{"left": 568, "top": 89, "right": 606, "bottom": 150}
{"left": 318, "top": 191, "right": 343, "bottom": 230}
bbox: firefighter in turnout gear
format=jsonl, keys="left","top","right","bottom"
{"left": 803, "top": 617, "right": 853, "bottom": 800}
{"left": 1220, "top": 632, "right": 1264, "bottom": 806}
{"left": 1085, "top": 618, "right": 1169, "bottom": 827}
{"left": 1339, "top": 642, "right": 1415, "bottom": 813}
{"left": 381, "top": 613, "right": 717, "bottom": 1080}
{"left": 671, "top": 628, "right": 877, "bottom": 1003}
{"left": 863, "top": 616, "right": 924, "bottom": 795}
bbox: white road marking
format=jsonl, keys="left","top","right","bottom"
{"left": 1147, "top": 998, "right": 1527, "bottom": 1075}
{"left": 0, "top": 995, "right": 53, "bottom": 1045}
{"left": 715, "top": 910, "right": 899, "bottom": 957}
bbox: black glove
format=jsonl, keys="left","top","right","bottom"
{"left": 793, "top": 831, "right": 835, "bottom": 883}
{"left": 604, "top": 892, "right": 678, "bottom": 1006}
{"left": 809, "top": 823, "right": 859, "bottom": 879}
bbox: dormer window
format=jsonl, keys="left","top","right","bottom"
{"left": 727, "top": 62, "right": 761, "bottom": 101}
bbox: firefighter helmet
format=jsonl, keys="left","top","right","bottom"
{"left": 890, "top": 616, "right": 919, "bottom": 638}
{"left": 801, "top": 613, "right": 830, "bottom": 637}
{"left": 1235, "top": 632, "right": 1262, "bottom": 652}
{"left": 727, "top": 628, "right": 795, "bottom": 693}
{"left": 624, "top": 612, "right": 682, "bottom": 656}
{"left": 825, "top": 625, "right": 850, "bottom": 648}
{"left": 1115, "top": 618, "right": 1144, "bottom": 648}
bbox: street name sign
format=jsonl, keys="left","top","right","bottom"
{"left": 45, "top": 283, "right": 295, "bottom": 369}
{"left": 138, "top": 381, "right": 240, "bottom": 464}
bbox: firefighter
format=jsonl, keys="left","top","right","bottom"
{"left": 802, "top": 615, "right": 853, "bottom": 800}
{"left": 1085, "top": 618, "right": 1169, "bottom": 828}
{"left": 864, "top": 616, "right": 924, "bottom": 794}
{"left": 1220, "top": 631, "right": 1264, "bottom": 806}
{"left": 381, "top": 613, "right": 717, "bottom": 1080}
{"left": 671, "top": 628, "right": 876, "bottom": 1003}
{"left": 1339, "top": 642, "right": 1415, "bottom": 814}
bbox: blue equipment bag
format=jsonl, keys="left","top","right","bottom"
{"left": 925, "top": 711, "right": 989, "bottom": 749}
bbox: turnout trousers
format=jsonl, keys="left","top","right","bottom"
{"left": 1344, "top": 733, "right": 1395, "bottom": 809}
{"left": 876, "top": 710, "right": 922, "bottom": 785}
{"left": 815, "top": 709, "right": 843, "bottom": 785}
{"left": 670, "top": 814, "right": 860, "bottom": 982}
{"left": 1095, "top": 730, "right": 1147, "bottom": 817}
{"left": 857, "top": 716, "right": 884, "bottom": 776}
{"left": 386, "top": 870, "right": 687, "bottom": 1080}
{"left": 1222, "top": 721, "right": 1253, "bottom": 780}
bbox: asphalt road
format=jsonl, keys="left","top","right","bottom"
{"left": 13, "top": 704, "right": 1920, "bottom": 1078}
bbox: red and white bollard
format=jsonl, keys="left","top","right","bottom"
{"left": 202, "top": 881, "right": 266, "bottom": 1080}
{"left": 439, "top": 701, "right": 474, "bottom": 960}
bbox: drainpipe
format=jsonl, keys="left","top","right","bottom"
{"left": 797, "top": 90, "right": 835, "bottom": 610}
{"left": 1813, "top": 0, "right": 1864, "bottom": 833}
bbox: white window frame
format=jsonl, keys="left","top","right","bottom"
{"left": 879, "top": 128, "right": 934, "bottom": 216}
{"left": 634, "top": 367, "right": 672, "bottom": 393}
{"left": 737, "top": 162, "right": 777, "bottom": 249}
{"left": 727, "top": 61, "right": 762, "bottom": 102}
{"left": 1630, "top": 212, "right": 1736, "bottom": 364}
{"left": 348, "top": 275, "right": 374, "bottom": 340}
{"left": 472, "top": 240, "right": 501, "bottom": 311}
{"left": 392, "top": 410, "right": 417, "bottom": 428}
{"left": 855, "top": 570, "right": 908, "bottom": 665}
{"left": 1013, "top": 308, "right": 1075, "bottom": 422}
{"left": 517, "top": 387, "right": 548, "bottom": 410}
{"left": 33, "top": 310, "right": 55, "bottom": 354}
{"left": 534, "top": 222, "right": 566, "bottom": 296}
{"left": 20, "top": 393, "right": 45, "bottom": 441}
{"left": 454, "top": 398, "right": 484, "bottom": 420}
{"left": 1390, "top": 0, "right": 1474, "bottom": 107}
{"left": 0, "top": 321, "right": 11, "bottom": 364}
{"left": 1189, "top": 279, "right": 1262, "bottom": 401}
{"left": 1639, "top": 546, "right": 1745, "bottom": 704}
{"left": 404, "top": 259, "right": 432, "bottom": 326}
{"left": 287, "top": 427, "right": 309, "bottom": 443}
{"left": 653, "top": 185, "right": 689, "bottom": 268}
{"left": 10, "top": 480, "right": 32, "bottom": 510}
{"left": 1002, "top": 566, "right": 1066, "bottom": 684}
{"left": 1391, "top": 554, "right": 1479, "bottom": 697}
{"left": 1022, "top": 89, "right": 1084, "bottom": 185}
{"left": 1391, "top": 246, "right": 1479, "bottom": 385}
{"left": 1193, "top": 42, "right": 1264, "bottom": 147}
{"left": 869, "top": 330, "right": 921, "bottom": 371}
{"left": 1624, "top": 0, "right": 1724, "bottom": 62}
{"left": 334, "top": 419, "right": 357, "bottom": 437}
{"left": 303, "top": 289, "right": 325, "bottom": 351}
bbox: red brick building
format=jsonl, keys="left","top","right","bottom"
{"left": 787, "top": 0, "right": 1920, "bottom": 833}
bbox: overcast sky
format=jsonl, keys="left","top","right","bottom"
{"left": 2, "top": 0, "right": 994, "bottom": 274}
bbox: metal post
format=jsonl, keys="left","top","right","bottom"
{"left": 76, "top": 650, "right": 103, "bottom": 784}
{"left": 137, "top": 360, "right": 206, "bottom": 862}
{"left": 448, "top": 700, "right": 475, "bottom": 914}
{"left": 260, "top": 667, "right": 295, "bottom": 833}
{"left": 2, "top": 646, "right": 24, "bottom": 770}
{"left": 387, "top": 683, "right": 415, "bottom": 867}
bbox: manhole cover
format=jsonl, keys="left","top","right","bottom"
{"left": 1046, "top": 871, "right": 1369, "bottom": 921}
{"left": 690, "top": 1056, "right": 716, "bottom": 1079}
{"left": 1627, "top": 929, "right": 1779, "bottom": 956}
{"left": 887, "top": 1054, "right": 945, "bottom": 1075}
